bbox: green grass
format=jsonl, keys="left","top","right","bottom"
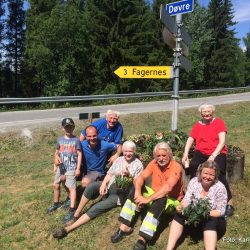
{"left": 0, "top": 102, "right": 249, "bottom": 249}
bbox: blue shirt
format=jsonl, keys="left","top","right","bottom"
{"left": 81, "top": 118, "right": 123, "bottom": 145}
{"left": 81, "top": 139, "right": 117, "bottom": 175}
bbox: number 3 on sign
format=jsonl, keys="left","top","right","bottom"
{"left": 124, "top": 69, "right": 127, "bottom": 75}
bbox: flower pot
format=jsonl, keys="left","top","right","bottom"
{"left": 226, "top": 154, "right": 245, "bottom": 183}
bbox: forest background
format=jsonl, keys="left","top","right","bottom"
{"left": 0, "top": 0, "right": 250, "bottom": 99}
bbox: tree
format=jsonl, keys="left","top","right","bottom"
{"left": 24, "top": 0, "right": 89, "bottom": 96}
{"left": 148, "top": 0, "right": 173, "bottom": 92}
{"left": 243, "top": 31, "right": 250, "bottom": 85}
{"left": 0, "top": 0, "right": 5, "bottom": 97}
{"left": 205, "top": 0, "right": 243, "bottom": 87}
{"left": 5, "top": 0, "right": 26, "bottom": 96}
{"left": 84, "top": 0, "right": 171, "bottom": 95}
{"left": 0, "top": 0, "right": 4, "bottom": 61}
{"left": 181, "top": 0, "right": 213, "bottom": 90}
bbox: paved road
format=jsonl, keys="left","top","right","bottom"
{"left": 0, "top": 92, "right": 249, "bottom": 133}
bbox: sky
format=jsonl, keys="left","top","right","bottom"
{"left": 199, "top": 0, "right": 250, "bottom": 49}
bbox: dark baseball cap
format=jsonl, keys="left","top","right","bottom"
{"left": 62, "top": 118, "right": 75, "bottom": 127}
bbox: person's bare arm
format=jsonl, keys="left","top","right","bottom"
{"left": 208, "top": 132, "right": 226, "bottom": 162}
{"left": 53, "top": 149, "right": 61, "bottom": 173}
{"left": 182, "top": 137, "right": 194, "bottom": 166}
{"left": 79, "top": 133, "right": 86, "bottom": 141}
{"left": 75, "top": 149, "right": 82, "bottom": 177}
{"left": 99, "top": 174, "right": 113, "bottom": 195}
{"left": 107, "top": 144, "right": 122, "bottom": 166}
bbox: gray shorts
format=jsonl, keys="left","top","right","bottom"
{"left": 54, "top": 170, "right": 76, "bottom": 189}
{"left": 82, "top": 171, "right": 103, "bottom": 183}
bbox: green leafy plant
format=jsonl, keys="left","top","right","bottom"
{"left": 182, "top": 193, "right": 211, "bottom": 227}
{"left": 115, "top": 175, "right": 133, "bottom": 190}
{"left": 126, "top": 132, "right": 244, "bottom": 166}
{"left": 227, "top": 144, "right": 245, "bottom": 158}
{"left": 125, "top": 131, "right": 189, "bottom": 164}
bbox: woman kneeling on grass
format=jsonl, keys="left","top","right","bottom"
{"left": 53, "top": 141, "right": 143, "bottom": 239}
{"left": 166, "top": 161, "right": 227, "bottom": 250}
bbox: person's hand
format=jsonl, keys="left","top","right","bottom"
{"left": 134, "top": 195, "right": 150, "bottom": 208}
{"left": 99, "top": 183, "right": 108, "bottom": 196}
{"left": 176, "top": 204, "right": 183, "bottom": 213}
{"left": 209, "top": 210, "right": 221, "bottom": 217}
{"left": 208, "top": 155, "right": 215, "bottom": 162}
{"left": 54, "top": 155, "right": 61, "bottom": 166}
{"left": 75, "top": 169, "right": 80, "bottom": 177}
{"left": 182, "top": 155, "right": 189, "bottom": 168}
{"left": 99, "top": 184, "right": 108, "bottom": 196}
{"left": 107, "top": 154, "right": 119, "bottom": 166}
{"left": 119, "top": 167, "right": 129, "bottom": 177}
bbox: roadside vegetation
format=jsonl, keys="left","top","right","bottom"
{"left": 0, "top": 102, "right": 249, "bottom": 249}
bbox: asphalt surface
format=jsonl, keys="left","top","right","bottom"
{"left": 0, "top": 92, "right": 249, "bottom": 133}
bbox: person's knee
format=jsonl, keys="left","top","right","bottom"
{"left": 81, "top": 178, "right": 91, "bottom": 188}
{"left": 53, "top": 183, "right": 60, "bottom": 190}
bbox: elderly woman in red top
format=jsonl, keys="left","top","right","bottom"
{"left": 182, "top": 103, "right": 234, "bottom": 217}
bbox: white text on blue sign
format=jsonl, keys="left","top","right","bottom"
{"left": 166, "top": 0, "right": 194, "bottom": 16}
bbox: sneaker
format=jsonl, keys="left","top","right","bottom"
{"left": 53, "top": 228, "right": 68, "bottom": 239}
{"left": 111, "top": 228, "right": 133, "bottom": 243}
{"left": 225, "top": 205, "right": 234, "bottom": 217}
{"left": 64, "top": 197, "right": 71, "bottom": 209}
{"left": 47, "top": 202, "right": 62, "bottom": 214}
{"left": 65, "top": 215, "right": 79, "bottom": 226}
{"left": 133, "top": 239, "right": 147, "bottom": 250}
{"left": 64, "top": 209, "right": 75, "bottom": 223}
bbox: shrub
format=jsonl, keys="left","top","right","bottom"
{"left": 126, "top": 131, "right": 244, "bottom": 166}
{"left": 125, "top": 131, "right": 189, "bottom": 165}
{"left": 182, "top": 193, "right": 211, "bottom": 227}
{"left": 227, "top": 145, "right": 245, "bottom": 158}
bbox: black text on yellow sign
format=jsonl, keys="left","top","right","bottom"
{"left": 114, "top": 66, "right": 173, "bottom": 79}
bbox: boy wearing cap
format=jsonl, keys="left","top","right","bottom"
{"left": 47, "top": 118, "right": 82, "bottom": 221}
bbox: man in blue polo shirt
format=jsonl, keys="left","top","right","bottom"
{"left": 81, "top": 125, "right": 117, "bottom": 188}
{"left": 80, "top": 110, "right": 123, "bottom": 165}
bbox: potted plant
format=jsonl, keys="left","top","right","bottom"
{"left": 226, "top": 145, "right": 245, "bottom": 183}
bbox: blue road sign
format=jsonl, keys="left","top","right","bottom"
{"left": 166, "top": 0, "right": 194, "bottom": 16}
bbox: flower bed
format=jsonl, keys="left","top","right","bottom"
{"left": 125, "top": 131, "right": 245, "bottom": 182}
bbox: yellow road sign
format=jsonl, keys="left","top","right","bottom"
{"left": 114, "top": 66, "right": 173, "bottom": 79}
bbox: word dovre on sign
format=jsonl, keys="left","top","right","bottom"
{"left": 114, "top": 66, "right": 173, "bottom": 79}
{"left": 166, "top": 0, "right": 194, "bottom": 16}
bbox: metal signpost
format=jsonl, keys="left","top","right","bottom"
{"left": 160, "top": 1, "right": 193, "bottom": 132}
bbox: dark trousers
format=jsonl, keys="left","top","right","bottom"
{"left": 119, "top": 186, "right": 167, "bottom": 241}
{"left": 189, "top": 150, "right": 232, "bottom": 201}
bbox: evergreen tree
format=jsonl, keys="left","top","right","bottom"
{"left": 0, "top": 0, "right": 5, "bottom": 97}
{"left": 24, "top": 0, "right": 89, "bottom": 96}
{"left": 5, "top": 0, "right": 26, "bottom": 96}
{"left": 181, "top": 0, "right": 212, "bottom": 90}
{"left": 243, "top": 31, "right": 250, "bottom": 85}
{"left": 205, "top": 0, "right": 243, "bottom": 87}
{"left": 24, "top": 0, "right": 59, "bottom": 96}
{"left": 0, "top": 0, "right": 4, "bottom": 61}
{"left": 84, "top": 0, "right": 170, "bottom": 94}
{"left": 149, "top": 0, "right": 173, "bottom": 92}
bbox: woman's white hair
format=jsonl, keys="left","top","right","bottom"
{"left": 122, "top": 141, "right": 136, "bottom": 152}
{"left": 153, "top": 142, "right": 173, "bottom": 160}
{"left": 198, "top": 103, "right": 215, "bottom": 113}
{"left": 106, "top": 109, "right": 120, "bottom": 118}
